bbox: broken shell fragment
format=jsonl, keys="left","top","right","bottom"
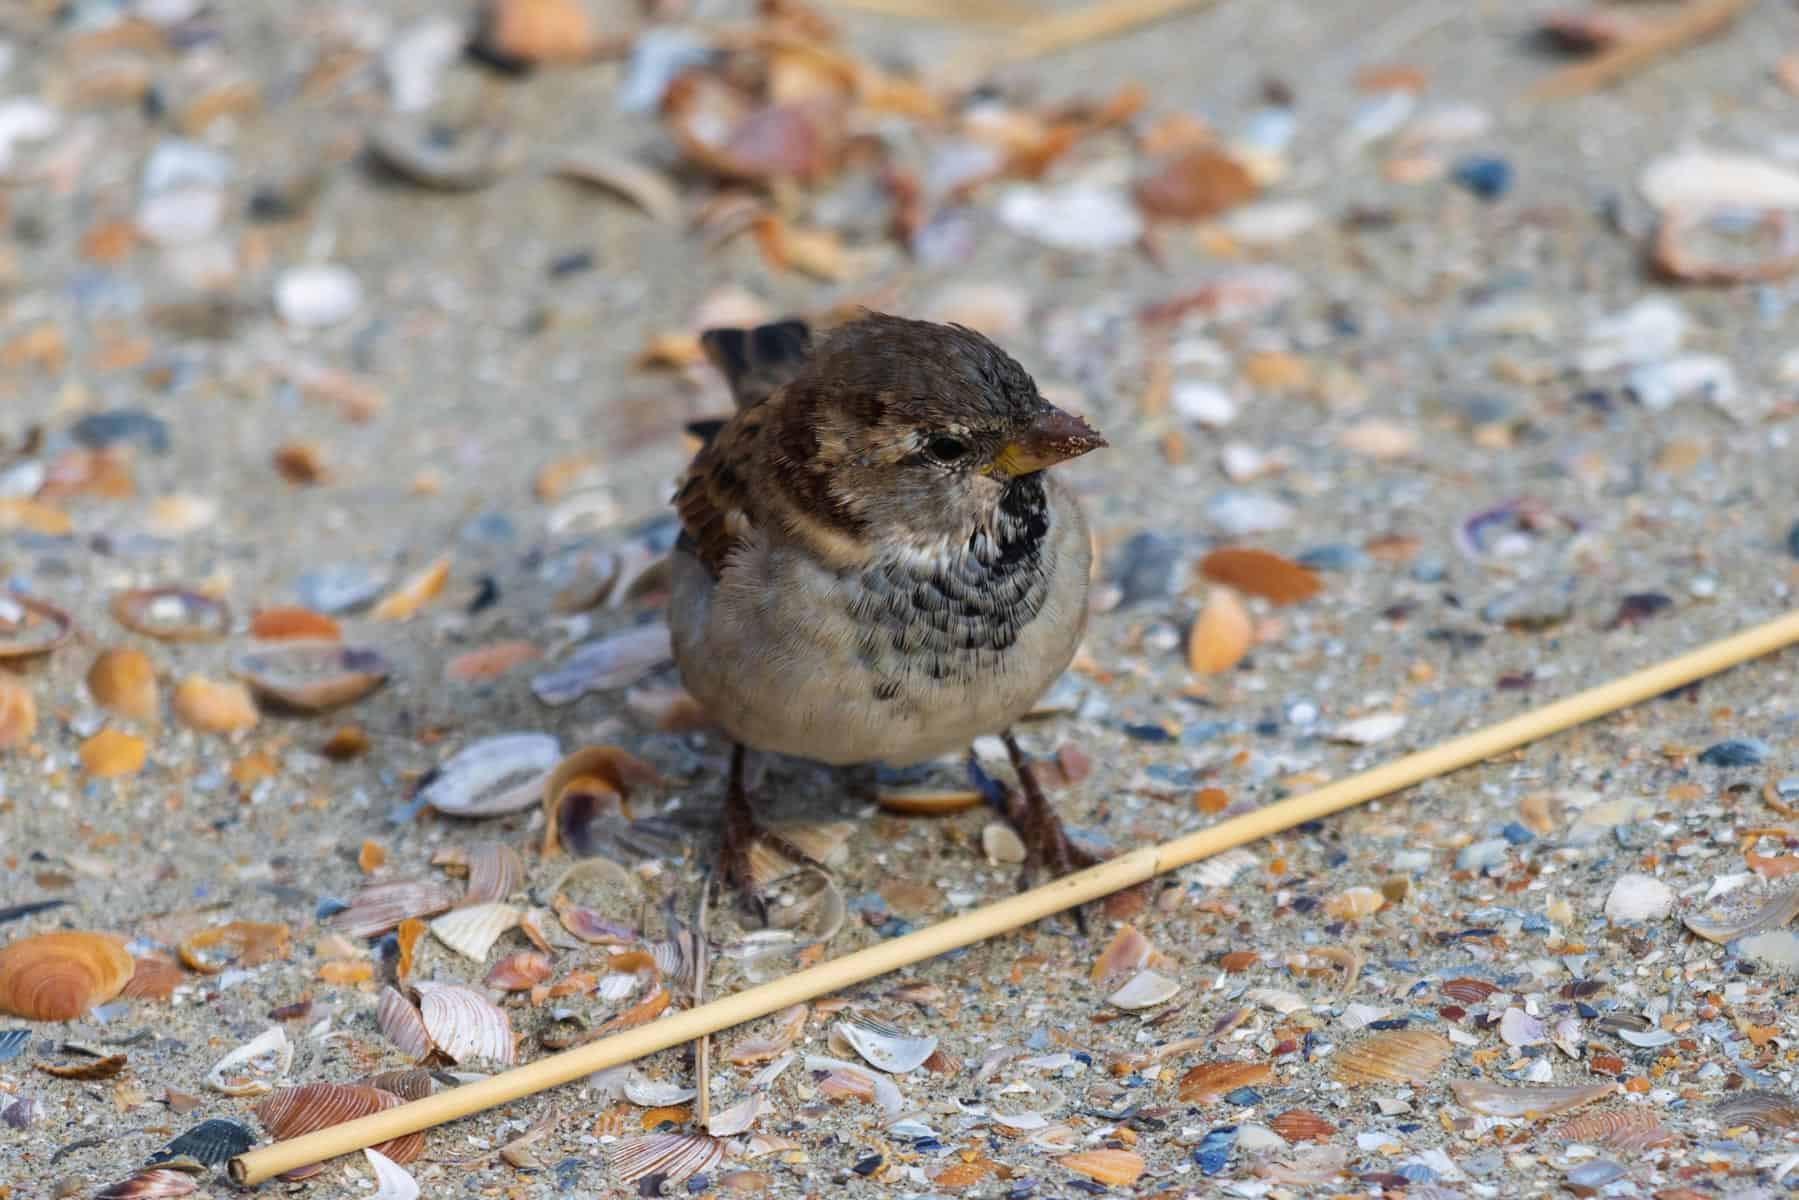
{"left": 1178, "top": 1060, "right": 1273, "bottom": 1103}
{"left": 1058, "top": 1148, "right": 1145, "bottom": 1188}
{"left": 485, "top": 951, "right": 553, "bottom": 991}
{"left": 80, "top": 728, "right": 147, "bottom": 778}
{"left": 377, "top": 986, "right": 433, "bottom": 1061}
{"left": 607, "top": 1133, "right": 725, "bottom": 1187}
{"left": 0, "top": 592, "right": 74, "bottom": 659}
{"left": 556, "top": 149, "right": 684, "bottom": 224}
{"left": 0, "top": 677, "right": 37, "bottom": 747}
{"left": 171, "top": 676, "right": 259, "bottom": 734}
{"left": 235, "top": 641, "right": 390, "bottom": 711}
{"left": 249, "top": 606, "right": 341, "bottom": 640}
{"left": 835, "top": 1014, "right": 939, "bottom": 1074}
{"left": 87, "top": 647, "right": 160, "bottom": 722}
{"left": 429, "top": 902, "right": 521, "bottom": 962}
{"left": 1108, "top": 968, "right": 1180, "bottom": 1010}
{"left": 1199, "top": 547, "right": 1322, "bottom": 605}
{"left": 94, "top": 1168, "right": 200, "bottom": 1199}
{"left": 0, "top": 931, "right": 133, "bottom": 1020}
{"left": 332, "top": 879, "right": 457, "bottom": 939}
{"left": 462, "top": 842, "right": 527, "bottom": 904}
{"left": 1684, "top": 887, "right": 1799, "bottom": 944}
{"left": 206, "top": 1026, "right": 291, "bottom": 1096}
{"left": 1450, "top": 1080, "right": 1617, "bottom": 1118}
{"left": 541, "top": 745, "right": 657, "bottom": 856}
{"left": 254, "top": 1082, "right": 423, "bottom": 1165}
{"left": 370, "top": 556, "right": 451, "bottom": 620}
{"left": 368, "top": 116, "right": 520, "bottom": 192}
{"left": 1330, "top": 1029, "right": 1450, "bottom": 1085}
{"left": 177, "top": 922, "right": 290, "bottom": 974}
{"left": 726, "top": 1003, "right": 808, "bottom": 1064}
{"left": 109, "top": 588, "right": 229, "bottom": 641}
{"left": 705, "top": 1093, "right": 768, "bottom": 1137}
{"left": 876, "top": 788, "right": 984, "bottom": 815}
{"left": 1187, "top": 587, "right": 1251, "bottom": 674}
{"left": 418, "top": 733, "right": 561, "bottom": 817}
{"left": 1713, "top": 1089, "right": 1799, "bottom": 1132}
{"left": 1553, "top": 1106, "right": 1676, "bottom": 1151}
{"left": 413, "top": 981, "right": 516, "bottom": 1064}
{"left": 149, "top": 1117, "right": 257, "bottom": 1167}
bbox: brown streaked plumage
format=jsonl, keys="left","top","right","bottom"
{"left": 669, "top": 312, "right": 1105, "bottom": 901}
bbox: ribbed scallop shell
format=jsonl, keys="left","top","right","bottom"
{"left": 93, "top": 1168, "right": 199, "bottom": 1199}
{"left": 1440, "top": 977, "right": 1501, "bottom": 1005}
{"left": 607, "top": 1133, "right": 724, "bottom": 1186}
{"left": 376, "top": 986, "right": 433, "bottom": 1061}
{"left": 1713, "top": 1089, "right": 1799, "bottom": 1132}
{"left": 429, "top": 902, "right": 520, "bottom": 963}
{"left": 0, "top": 931, "right": 133, "bottom": 1021}
{"left": 1268, "top": 1109, "right": 1336, "bottom": 1143}
{"left": 463, "top": 842, "right": 527, "bottom": 904}
{"left": 1177, "top": 1060, "right": 1273, "bottom": 1102}
{"left": 254, "top": 1083, "right": 423, "bottom": 1165}
{"left": 1450, "top": 1080, "right": 1617, "bottom": 1118}
{"left": 413, "top": 981, "right": 516, "bottom": 1064}
{"left": 1683, "top": 888, "right": 1799, "bottom": 944}
{"left": 331, "top": 880, "right": 456, "bottom": 939}
{"left": 148, "top": 1117, "right": 256, "bottom": 1166}
{"left": 362, "top": 1067, "right": 434, "bottom": 1102}
{"left": 1331, "top": 1029, "right": 1451, "bottom": 1085}
{"left": 1554, "top": 1106, "right": 1677, "bottom": 1149}
{"left": 122, "top": 955, "right": 184, "bottom": 1002}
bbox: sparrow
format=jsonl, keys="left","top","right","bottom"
{"left": 667, "top": 312, "right": 1106, "bottom": 904}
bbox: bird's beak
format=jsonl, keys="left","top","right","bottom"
{"left": 986, "top": 406, "right": 1107, "bottom": 478}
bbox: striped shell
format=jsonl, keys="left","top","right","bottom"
{"left": 1268, "top": 1109, "right": 1336, "bottom": 1142}
{"left": 0, "top": 931, "right": 133, "bottom": 1021}
{"left": 1178, "top": 1060, "right": 1273, "bottom": 1102}
{"left": 1440, "top": 977, "right": 1501, "bottom": 1005}
{"left": 362, "top": 1067, "right": 434, "bottom": 1102}
{"left": 1683, "top": 888, "right": 1799, "bottom": 944}
{"left": 413, "top": 981, "right": 516, "bottom": 1064}
{"left": 463, "top": 842, "right": 527, "bottom": 904}
{"left": 485, "top": 951, "right": 554, "bottom": 992}
{"left": 429, "top": 902, "right": 520, "bottom": 963}
{"left": 1554, "top": 1106, "right": 1677, "bottom": 1150}
{"left": 331, "top": 880, "right": 456, "bottom": 939}
{"left": 94, "top": 1169, "right": 199, "bottom": 1199}
{"left": 376, "top": 987, "right": 433, "bottom": 1061}
{"left": 607, "top": 1133, "right": 725, "bottom": 1186}
{"left": 1713, "top": 1090, "right": 1799, "bottom": 1132}
{"left": 254, "top": 1083, "right": 423, "bottom": 1164}
{"left": 1331, "top": 1029, "right": 1450, "bottom": 1085}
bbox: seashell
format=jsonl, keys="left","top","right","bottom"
{"left": 368, "top": 115, "right": 520, "bottom": 193}
{"left": 1187, "top": 846, "right": 1256, "bottom": 889}
{"left": 542, "top": 745, "right": 658, "bottom": 856}
{"left": 1440, "top": 977, "right": 1500, "bottom": 1005}
{"left": 725, "top": 1003, "right": 808, "bottom": 1064}
{"left": 122, "top": 955, "right": 183, "bottom": 1002}
{"left": 1684, "top": 887, "right": 1799, "bottom": 944}
{"left": 249, "top": 606, "right": 341, "bottom": 640}
{"left": 1108, "top": 968, "right": 1180, "bottom": 1010}
{"left": 206, "top": 1026, "right": 291, "bottom": 1096}
{"left": 475, "top": 0, "right": 598, "bottom": 65}
{"left": 1323, "top": 886, "right": 1385, "bottom": 920}
{"left": 1554, "top": 1106, "right": 1676, "bottom": 1150}
{"left": 1616, "top": 1027, "right": 1675, "bottom": 1049}
{"left": 0, "top": 592, "right": 73, "bottom": 659}
{"left": 1199, "top": 547, "right": 1321, "bottom": 605}
{"left": 365, "top": 1148, "right": 419, "bottom": 1200}
{"left": 1450, "top": 1080, "right": 1617, "bottom": 1119}
{"left": 623, "top": 1072, "right": 697, "bottom": 1108}
{"left": 804, "top": 1055, "right": 903, "bottom": 1115}
{"left": 332, "top": 879, "right": 456, "bottom": 939}
{"left": 1329, "top": 714, "right": 1406, "bottom": 746}
{"left": 235, "top": 641, "right": 389, "bottom": 711}
{"left": 661, "top": 72, "right": 838, "bottom": 185}
{"left": 705, "top": 1093, "right": 768, "bottom": 1137}
{"left": 79, "top": 727, "right": 146, "bottom": 778}
{"left": 1331, "top": 1029, "right": 1450, "bottom": 1085}
{"left": 109, "top": 588, "right": 228, "bottom": 641}
{"left": 275, "top": 266, "right": 361, "bottom": 330}
{"left": 376, "top": 987, "right": 432, "bottom": 1061}
{"left": 1187, "top": 587, "right": 1251, "bottom": 674}
{"left": 1135, "top": 146, "right": 1257, "bottom": 221}
{"left": 835, "top": 1014, "right": 939, "bottom": 1074}
{"left": 530, "top": 623, "right": 672, "bottom": 707}
{"left": 1603, "top": 873, "right": 1675, "bottom": 922}
{"left": 362, "top": 1068, "right": 434, "bottom": 1102}
{"left": 875, "top": 787, "right": 983, "bottom": 815}
{"left": 413, "top": 981, "right": 516, "bottom": 1064}
{"left": 429, "top": 902, "right": 520, "bottom": 962}
{"left": 1092, "top": 924, "right": 1158, "bottom": 985}
{"left": 94, "top": 1169, "right": 199, "bottom": 1199}
{"left": 371, "top": 556, "right": 451, "bottom": 620}
{"left": 419, "top": 733, "right": 561, "bottom": 817}
{"left": 981, "top": 821, "right": 1026, "bottom": 864}
{"left": 0, "top": 1028, "right": 27, "bottom": 1062}
{"left": 1178, "top": 1059, "right": 1273, "bottom": 1102}
{"left": 1268, "top": 1108, "right": 1335, "bottom": 1143}
{"left": 394, "top": 918, "right": 425, "bottom": 985}
{"left": 254, "top": 1083, "right": 423, "bottom": 1165}
{"left": 462, "top": 842, "right": 527, "bottom": 904}
{"left": 557, "top": 150, "right": 683, "bottom": 224}
{"left": 37, "top": 1052, "right": 127, "bottom": 1079}
{"left": 177, "top": 921, "right": 290, "bottom": 974}
{"left": 1058, "top": 1148, "right": 1145, "bottom": 1187}
{"left": 1498, "top": 1007, "right": 1545, "bottom": 1047}
{"left": 0, "top": 931, "right": 133, "bottom": 1020}
{"left": 445, "top": 640, "right": 541, "bottom": 682}
{"left": 1246, "top": 987, "right": 1305, "bottom": 1015}
{"left": 1713, "top": 1089, "right": 1799, "bottom": 1132}
{"left": 607, "top": 1133, "right": 725, "bottom": 1187}
{"left": 87, "top": 647, "right": 159, "bottom": 722}
{"left": 0, "top": 676, "right": 36, "bottom": 747}
{"left": 148, "top": 1117, "right": 256, "bottom": 1166}
{"left": 170, "top": 676, "right": 258, "bottom": 733}
{"left": 485, "top": 951, "right": 553, "bottom": 991}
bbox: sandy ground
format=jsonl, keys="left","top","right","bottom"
{"left": 3, "top": 0, "right": 1799, "bottom": 1196}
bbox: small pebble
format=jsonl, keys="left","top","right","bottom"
{"left": 275, "top": 264, "right": 364, "bottom": 328}
{"left": 1604, "top": 873, "right": 1675, "bottom": 922}
{"left": 1451, "top": 155, "right": 1512, "bottom": 200}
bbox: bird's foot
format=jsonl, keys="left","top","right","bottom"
{"left": 719, "top": 744, "right": 826, "bottom": 921}
{"left": 971, "top": 732, "right": 1103, "bottom": 933}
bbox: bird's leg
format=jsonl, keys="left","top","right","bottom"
{"left": 999, "top": 729, "right": 1099, "bottom": 882}
{"left": 718, "top": 743, "right": 828, "bottom": 916}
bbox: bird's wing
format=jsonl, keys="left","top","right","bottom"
{"left": 675, "top": 320, "right": 814, "bottom": 577}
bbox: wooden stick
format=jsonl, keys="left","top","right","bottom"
{"left": 1524, "top": 0, "right": 1758, "bottom": 101}
{"left": 937, "top": 0, "right": 1224, "bottom": 83}
{"left": 231, "top": 607, "right": 1799, "bottom": 1186}
{"left": 820, "top": 0, "right": 1040, "bottom": 27}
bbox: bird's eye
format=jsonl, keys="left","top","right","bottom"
{"left": 925, "top": 435, "right": 969, "bottom": 464}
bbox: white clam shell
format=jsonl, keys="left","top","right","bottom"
{"left": 705, "top": 1093, "right": 769, "bottom": 1137}
{"left": 835, "top": 1015, "right": 939, "bottom": 1074}
{"left": 366, "top": 1148, "right": 420, "bottom": 1200}
{"left": 418, "top": 734, "right": 561, "bottom": 816}
{"left": 429, "top": 902, "right": 520, "bottom": 963}
{"left": 412, "top": 981, "right": 516, "bottom": 1065}
{"left": 1603, "top": 873, "right": 1675, "bottom": 922}
{"left": 206, "top": 1025, "right": 291, "bottom": 1096}
{"left": 1108, "top": 968, "right": 1180, "bottom": 1011}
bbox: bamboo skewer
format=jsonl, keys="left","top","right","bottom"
{"left": 232, "top": 607, "right": 1799, "bottom": 1186}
